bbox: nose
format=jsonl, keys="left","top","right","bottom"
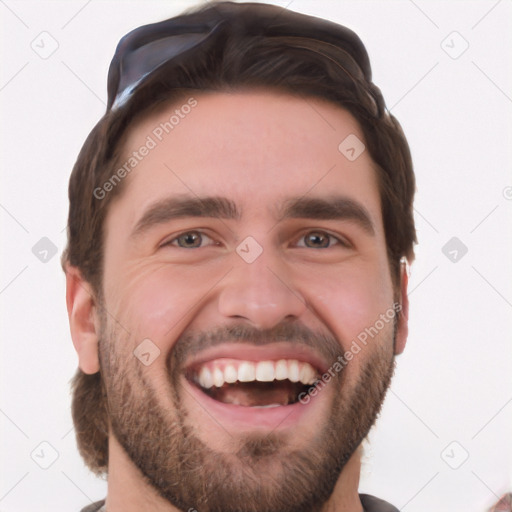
{"left": 217, "top": 247, "right": 308, "bottom": 330}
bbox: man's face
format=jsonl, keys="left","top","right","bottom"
{"left": 98, "top": 90, "right": 402, "bottom": 511}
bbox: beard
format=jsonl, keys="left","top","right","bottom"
{"left": 99, "top": 316, "right": 396, "bottom": 512}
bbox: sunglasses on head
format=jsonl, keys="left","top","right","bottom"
{"left": 106, "top": 2, "right": 370, "bottom": 111}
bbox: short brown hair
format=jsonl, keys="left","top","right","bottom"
{"left": 63, "top": 1, "right": 416, "bottom": 476}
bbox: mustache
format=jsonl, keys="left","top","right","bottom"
{"left": 169, "top": 321, "right": 345, "bottom": 371}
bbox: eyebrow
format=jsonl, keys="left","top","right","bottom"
{"left": 278, "top": 196, "right": 375, "bottom": 235}
{"left": 130, "top": 195, "right": 240, "bottom": 238}
{"left": 130, "top": 194, "right": 375, "bottom": 239}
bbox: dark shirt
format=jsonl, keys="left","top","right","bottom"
{"left": 80, "top": 494, "right": 399, "bottom": 511}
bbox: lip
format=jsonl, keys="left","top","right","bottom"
{"left": 182, "top": 342, "right": 330, "bottom": 374}
{"left": 183, "top": 374, "right": 328, "bottom": 431}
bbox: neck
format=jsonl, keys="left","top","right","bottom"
{"left": 105, "top": 435, "right": 364, "bottom": 512}
{"left": 320, "top": 446, "right": 364, "bottom": 512}
{"left": 105, "top": 435, "right": 178, "bottom": 511}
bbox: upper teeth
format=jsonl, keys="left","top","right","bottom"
{"left": 195, "top": 359, "right": 318, "bottom": 389}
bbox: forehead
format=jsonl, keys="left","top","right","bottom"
{"left": 108, "top": 89, "right": 382, "bottom": 230}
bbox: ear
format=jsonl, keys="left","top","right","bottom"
{"left": 65, "top": 265, "right": 100, "bottom": 374}
{"left": 394, "top": 260, "right": 409, "bottom": 355}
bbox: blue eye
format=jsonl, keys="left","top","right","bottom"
{"left": 296, "top": 231, "right": 349, "bottom": 249}
{"left": 163, "top": 231, "right": 216, "bottom": 249}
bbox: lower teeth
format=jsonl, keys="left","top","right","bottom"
{"left": 195, "top": 379, "right": 306, "bottom": 407}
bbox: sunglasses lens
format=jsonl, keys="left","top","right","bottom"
{"left": 111, "top": 27, "right": 219, "bottom": 110}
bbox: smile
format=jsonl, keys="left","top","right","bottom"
{"left": 179, "top": 342, "right": 331, "bottom": 428}
{"left": 187, "top": 358, "right": 319, "bottom": 407}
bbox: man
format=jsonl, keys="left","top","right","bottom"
{"left": 62, "top": 2, "right": 416, "bottom": 511}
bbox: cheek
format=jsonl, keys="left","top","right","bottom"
{"left": 303, "top": 262, "right": 394, "bottom": 352}
{"left": 109, "top": 263, "right": 223, "bottom": 349}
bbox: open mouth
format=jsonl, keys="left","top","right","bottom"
{"left": 186, "top": 358, "right": 319, "bottom": 407}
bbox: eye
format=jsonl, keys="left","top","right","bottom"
{"left": 296, "top": 230, "right": 350, "bottom": 249}
{"left": 161, "top": 230, "right": 217, "bottom": 249}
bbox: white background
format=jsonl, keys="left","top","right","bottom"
{"left": 1, "top": 1, "right": 511, "bottom": 511}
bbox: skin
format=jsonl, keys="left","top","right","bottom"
{"left": 66, "top": 89, "right": 409, "bottom": 512}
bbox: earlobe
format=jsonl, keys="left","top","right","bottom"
{"left": 65, "top": 265, "right": 100, "bottom": 374}
{"left": 394, "top": 260, "right": 409, "bottom": 355}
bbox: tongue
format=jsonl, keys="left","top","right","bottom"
{"left": 206, "top": 381, "right": 301, "bottom": 407}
